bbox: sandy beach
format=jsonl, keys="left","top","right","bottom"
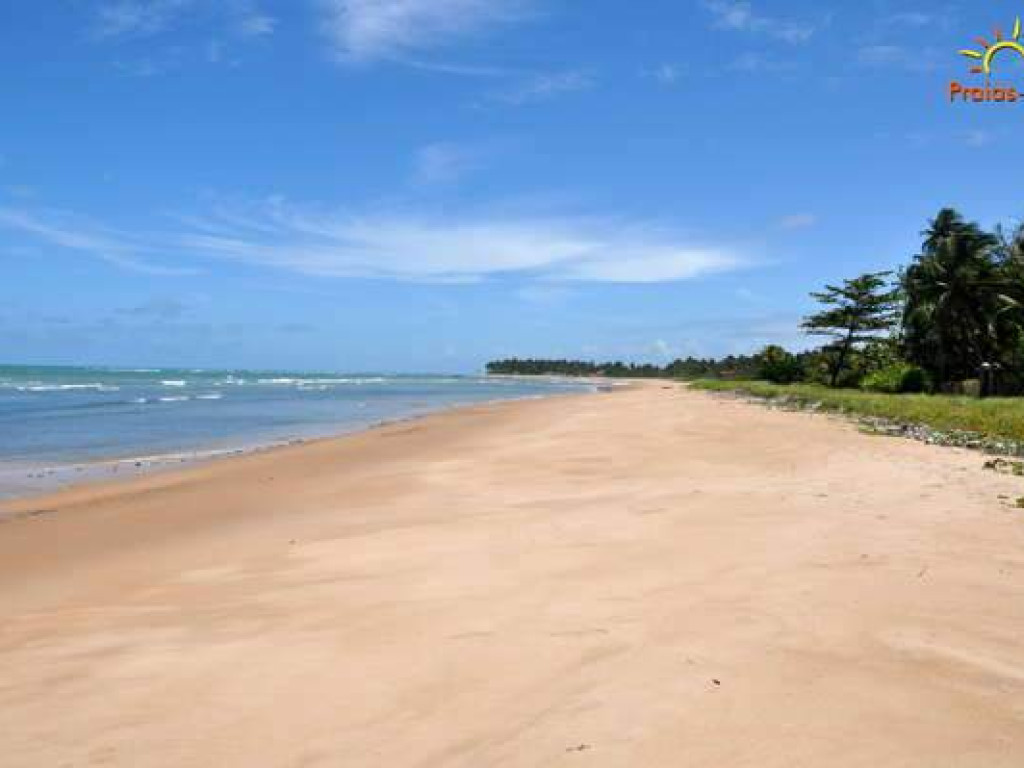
{"left": 2, "top": 382, "right": 1023, "bottom": 767}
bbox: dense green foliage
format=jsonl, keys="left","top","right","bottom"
{"left": 757, "top": 345, "right": 804, "bottom": 384}
{"left": 859, "top": 363, "right": 929, "bottom": 394}
{"left": 486, "top": 356, "right": 770, "bottom": 379}
{"left": 485, "top": 359, "right": 667, "bottom": 378}
{"left": 801, "top": 272, "right": 900, "bottom": 386}
{"left": 691, "top": 380, "right": 1024, "bottom": 443}
{"left": 902, "top": 209, "right": 1024, "bottom": 390}
{"left": 663, "top": 355, "right": 760, "bottom": 380}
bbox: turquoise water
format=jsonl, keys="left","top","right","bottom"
{"left": 0, "top": 364, "right": 593, "bottom": 472}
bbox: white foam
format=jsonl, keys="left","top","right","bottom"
{"left": 257, "top": 377, "right": 387, "bottom": 386}
{"left": 23, "top": 383, "right": 120, "bottom": 392}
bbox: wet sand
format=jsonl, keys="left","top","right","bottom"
{"left": 2, "top": 383, "right": 1023, "bottom": 766}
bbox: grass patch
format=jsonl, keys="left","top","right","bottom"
{"left": 689, "top": 380, "right": 1024, "bottom": 446}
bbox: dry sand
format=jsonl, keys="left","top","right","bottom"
{"left": 2, "top": 383, "right": 1024, "bottom": 767}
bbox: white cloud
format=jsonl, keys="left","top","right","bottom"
{"left": 412, "top": 142, "right": 482, "bottom": 185}
{"left": 320, "top": 0, "right": 529, "bottom": 63}
{"left": 92, "top": 0, "right": 275, "bottom": 41}
{"left": 650, "top": 63, "right": 681, "bottom": 85}
{"left": 237, "top": 12, "right": 276, "bottom": 37}
{"left": 494, "top": 70, "right": 594, "bottom": 104}
{"left": 230, "top": 0, "right": 276, "bottom": 36}
{"left": 703, "top": 0, "right": 815, "bottom": 44}
{"left": 778, "top": 212, "right": 817, "bottom": 230}
{"left": 0, "top": 207, "right": 196, "bottom": 275}
{"left": 93, "top": 0, "right": 193, "bottom": 39}
{"left": 883, "top": 12, "right": 934, "bottom": 27}
{"left": 0, "top": 201, "right": 749, "bottom": 284}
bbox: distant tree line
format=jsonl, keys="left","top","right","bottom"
{"left": 486, "top": 359, "right": 670, "bottom": 378}
{"left": 486, "top": 354, "right": 791, "bottom": 380}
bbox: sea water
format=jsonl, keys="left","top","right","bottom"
{"left": 0, "top": 365, "right": 595, "bottom": 498}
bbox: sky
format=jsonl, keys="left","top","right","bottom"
{"left": 2, "top": 0, "right": 1023, "bottom": 373}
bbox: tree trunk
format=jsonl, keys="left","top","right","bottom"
{"left": 829, "top": 328, "right": 855, "bottom": 387}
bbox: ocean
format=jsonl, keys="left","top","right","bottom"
{"left": 0, "top": 365, "right": 597, "bottom": 499}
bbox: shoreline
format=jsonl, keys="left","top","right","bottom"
{"left": 3, "top": 383, "right": 1023, "bottom": 766}
{"left": 0, "top": 383, "right": 611, "bottom": 505}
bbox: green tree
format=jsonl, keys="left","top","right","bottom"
{"left": 802, "top": 271, "right": 900, "bottom": 387}
{"left": 992, "top": 221, "right": 1024, "bottom": 320}
{"left": 756, "top": 345, "right": 804, "bottom": 383}
{"left": 902, "top": 209, "right": 1004, "bottom": 385}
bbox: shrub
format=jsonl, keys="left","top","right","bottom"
{"left": 757, "top": 345, "right": 804, "bottom": 384}
{"left": 860, "top": 363, "right": 930, "bottom": 394}
{"left": 899, "top": 366, "right": 929, "bottom": 393}
{"left": 803, "top": 349, "right": 864, "bottom": 388}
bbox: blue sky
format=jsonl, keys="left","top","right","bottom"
{"left": 2, "top": 0, "right": 1023, "bottom": 372}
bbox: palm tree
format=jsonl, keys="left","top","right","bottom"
{"left": 921, "top": 208, "right": 984, "bottom": 253}
{"left": 902, "top": 210, "right": 1003, "bottom": 385}
{"left": 992, "top": 221, "right": 1024, "bottom": 311}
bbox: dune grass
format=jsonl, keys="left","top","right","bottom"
{"left": 689, "top": 380, "right": 1024, "bottom": 444}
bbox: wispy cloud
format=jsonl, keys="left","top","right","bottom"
{"left": 93, "top": 0, "right": 193, "bottom": 39}
{"left": 320, "top": 0, "right": 530, "bottom": 64}
{"left": 233, "top": 0, "right": 276, "bottom": 36}
{"left": 646, "top": 63, "right": 683, "bottom": 86}
{"left": 394, "top": 58, "right": 512, "bottom": 77}
{"left": 92, "top": 0, "right": 276, "bottom": 41}
{"left": 179, "top": 200, "right": 745, "bottom": 282}
{"left": 0, "top": 207, "right": 197, "bottom": 275}
{"left": 412, "top": 142, "right": 484, "bottom": 185}
{"left": 493, "top": 70, "right": 595, "bottom": 105}
{"left": 876, "top": 7, "right": 957, "bottom": 32}
{"left": 702, "top": 0, "right": 816, "bottom": 44}
{"left": 882, "top": 11, "right": 934, "bottom": 27}
{"left": 0, "top": 200, "right": 749, "bottom": 284}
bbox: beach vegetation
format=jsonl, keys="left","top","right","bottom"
{"left": 690, "top": 379, "right": 1024, "bottom": 445}
{"left": 860, "top": 363, "right": 930, "bottom": 394}
{"left": 757, "top": 345, "right": 805, "bottom": 384}
{"left": 801, "top": 271, "right": 901, "bottom": 387}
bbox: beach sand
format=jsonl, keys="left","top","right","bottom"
{"left": 2, "top": 383, "right": 1023, "bottom": 766}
